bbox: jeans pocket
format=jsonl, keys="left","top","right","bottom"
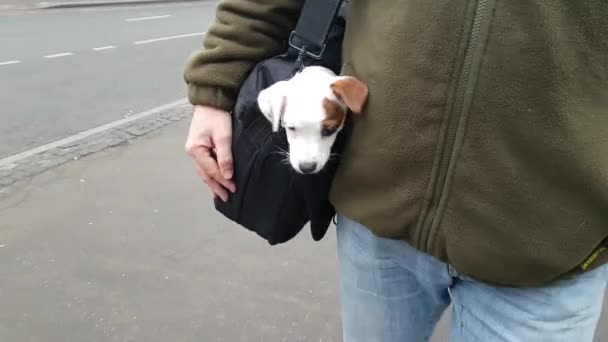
{"left": 336, "top": 213, "right": 367, "bottom": 253}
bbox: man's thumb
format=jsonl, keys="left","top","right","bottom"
{"left": 214, "top": 133, "right": 233, "bottom": 179}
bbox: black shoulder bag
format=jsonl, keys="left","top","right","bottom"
{"left": 214, "top": 0, "right": 348, "bottom": 245}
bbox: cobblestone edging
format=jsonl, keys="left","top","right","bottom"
{"left": 0, "top": 103, "right": 192, "bottom": 190}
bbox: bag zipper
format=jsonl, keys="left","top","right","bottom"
{"left": 418, "top": 0, "right": 493, "bottom": 252}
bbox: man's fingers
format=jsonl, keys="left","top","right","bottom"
{"left": 195, "top": 164, "right": 229, "bottom": 202}
{"left": 185, "top": 106, "right": 235, "bottom": 199}
{"left": 214, "top": 134, "right": 233, "bottom": 180}
{"left": 194, "top": 148, "right": 236, "bottom": 193}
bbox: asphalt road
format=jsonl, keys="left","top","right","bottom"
{"left": 0, "top": 2, "right": 215, "bottom": 158}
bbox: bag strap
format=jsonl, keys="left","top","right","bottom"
{"left": 288, "top": 0, "right": 344, "bottom": 59}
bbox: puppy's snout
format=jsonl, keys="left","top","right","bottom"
{"left": 298, "top": 161, "right": 317, "bottom": 174}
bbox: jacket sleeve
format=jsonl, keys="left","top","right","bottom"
{"left": 183, "top": 0, "right": 304, "bottom": 111}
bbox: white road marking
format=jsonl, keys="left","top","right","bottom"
{"left": 92, "top": 46, "right": 117, "bottom": 51}
{"left": 133, "top": 32, "right": 205, "bottom": 45}
{"left": 44, "top": 52, "right": 73, "bottom": 59}
{"left": 126, "top": 15, "right": 171, "bottom": 22}
{"left": 0, "top": 99, "right": 188, "bottom": 167}
{"left": 0, "top": 60, "right": 20, "bottom": 66}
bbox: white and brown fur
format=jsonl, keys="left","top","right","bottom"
{"left": 257, "top": 66, "right": 368, "bottom": 174}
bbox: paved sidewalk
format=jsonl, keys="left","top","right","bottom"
{"left": 0, "top": 119, "right": 345, "bottom": 342}
{"left": 0, "top": 118, "right": 605, "bottom": 341}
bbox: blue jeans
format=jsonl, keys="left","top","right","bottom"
{"left": 336, "top": 214, "right": 608, "bottom": 342}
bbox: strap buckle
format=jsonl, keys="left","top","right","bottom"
{"left": 288, "top": 31, "right": 326, "bottom": 60}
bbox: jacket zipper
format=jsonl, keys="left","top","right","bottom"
{"left": 419, "top": 0, "right": 491, "bottom": 252}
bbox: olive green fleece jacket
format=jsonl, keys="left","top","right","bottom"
{"left": 183, "top": 0, "right": 608, "bottom": 287}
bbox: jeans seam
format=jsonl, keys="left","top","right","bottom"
{"left": 423, "top": 306, "right": 443, "bottom": 341}
{"left": 457, "top": 304, "right": 464, "bottom": 341}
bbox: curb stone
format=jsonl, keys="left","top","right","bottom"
{"left": 0, "top": 103, "right": 192, "bottom": 191}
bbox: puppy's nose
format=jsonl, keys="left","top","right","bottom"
{"left": 298, "top": 162, "right": 317, "bottom": 174}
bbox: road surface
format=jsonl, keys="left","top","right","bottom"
{"left": 0, "top": 2, "right": 214, "bottom": 158}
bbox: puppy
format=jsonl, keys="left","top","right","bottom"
{"left": 257, "top": 66, "right": 368, "bottom": 174}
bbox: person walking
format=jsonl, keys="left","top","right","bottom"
{"left": 183, "top": 1, "right": 608, "bottom": 341}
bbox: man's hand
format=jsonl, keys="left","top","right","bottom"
{"left": 185, "top": 105, "right": 236, "bottom": 202}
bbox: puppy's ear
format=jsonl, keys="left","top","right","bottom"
{"left": 330, "top": 76, "right": 369, "bottom": 114}
{"left": 257, "top": 81, "right": 289, "bottom": 132}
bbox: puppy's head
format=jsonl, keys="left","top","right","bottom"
{"left": 258, "top": 66, "right": 368, "bottom": 174}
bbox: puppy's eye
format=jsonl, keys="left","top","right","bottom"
{"left": 286, "top": 126, "right": 296, "bottom": 132}
{"left": 321, "top": 127, "right": 337, "bottom": 137}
